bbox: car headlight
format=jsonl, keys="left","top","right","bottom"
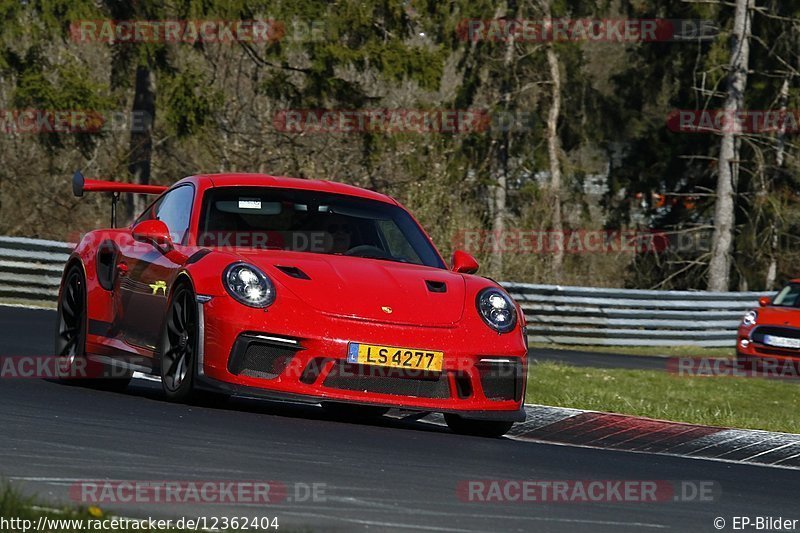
{"left": 224, "top": 263, "right": 276, "bottom": 308}
{"left": 742, "top": 310, "right": 757, "bottom": 326}
{"left": 476, "top": 288, "right": 517, "bottom": 333}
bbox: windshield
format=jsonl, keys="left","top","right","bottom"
{"left": 771, "top": 283, "right": 800, "bottom": 307}
{"left": 197, "top": 187, "right": 445, "bottom": 269}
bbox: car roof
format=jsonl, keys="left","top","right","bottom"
{"left": 187, "top": 173, "right": 397, "bottom": 205}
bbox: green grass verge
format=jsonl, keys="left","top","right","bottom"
{"left": 529, "top": 342, "right": 734, "bottom": 358}
{"left": 0, "top": 298, "right": 56, "bottom": 310}
{"left": 527, "top": 362, "right": 800, "bottom": 434}
{"left": 1, "top": 485, "right": 108, "bottom": 525}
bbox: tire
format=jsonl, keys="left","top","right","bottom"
{"left": 158, "top": 283, "right": 200, "bottom": 402}
{"left": 444, "top": 414, "right": 513, "bottom": 438}
{"left": 322, "top": 402, "right": 390, "bottom": 421}
{"left": 54, "top": 265, "right": 131, "bottom": 392}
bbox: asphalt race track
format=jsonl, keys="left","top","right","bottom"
{"left": 529, "top": 348, "right": 667, "bottom": 371}
{"left": 2, "top": 306, "right": 799, "bottom": 532}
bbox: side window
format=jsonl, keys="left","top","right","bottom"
{"left": 774, "top": 284, "right": 800, "bottom": 307}
{"left": 155, "top": 186, "right": 194, "bottom": 244}
{"left": 133, "top": 197, "right": 162, "bottom": 225}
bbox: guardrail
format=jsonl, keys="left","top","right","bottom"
{"left": 502, "top": 283, "right": 769, "bottom": 347}
{"left": 0, "top": 237, "right": 768, "bottom": 347}
{"left": 0, "top": 236, "right": 72, "bottom": 304}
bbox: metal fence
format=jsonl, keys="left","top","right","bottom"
{"left": 0, "top": 236, "right": 72, "bottom": 304}
{"left": 0, "top": 237, "right": 767, "bottom": 347}
{"left": 503, "top": 283, "right": 768, "bottom": 347}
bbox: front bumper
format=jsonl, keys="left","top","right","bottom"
{"left": 737, "top": 325, "right": 800, "bottom": 363}
{"left": 196, "top": 296, "right": 528, "bottom": 421}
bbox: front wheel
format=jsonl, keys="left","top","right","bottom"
{"left": 444, "top": 414, "right": 513, "bottom": 438}
{"left": 158, "top": 284, "right": 199, "bottom": 402}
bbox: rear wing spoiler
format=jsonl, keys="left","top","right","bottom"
{"left": 72, "top": 170, "right": 168, "bottom": 197}
{"left": 72, "top": 170, "right": 168, "bottom": 228}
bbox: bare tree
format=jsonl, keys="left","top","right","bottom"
{"left": 708, "top": 0, "right": 752, "bottom": 291}
{"left": 127, "top": 66, "right": 157, "bottom": 219}
{"left": 489, "top": 1, "right": 518, "bottom": 277}
{"left": 765, "top": 75, "right": 790, "bottom": 289}
{"left": 546, "top": 42, "right": 564, "bottom": 278}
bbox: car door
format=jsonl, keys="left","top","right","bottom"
{"left": 116, "top": 185, "right": 195, "bottom": 352}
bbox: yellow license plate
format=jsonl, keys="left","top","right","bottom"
{"left": 347, "top": 343, "right": 444, "bottom": 372}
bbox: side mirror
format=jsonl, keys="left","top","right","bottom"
{"left": 451, "top": 250, "right": 479, "bottom": 274}
{"left": 132, "top": 219, "right": 174, "bottom": 252}
{"left": 759, "top": 296, "right": 771, "bottom": 307}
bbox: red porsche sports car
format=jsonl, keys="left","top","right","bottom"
{"left": 737, "top": 282, "right": 800, "bottom": 368}
{"left": 56, "top": 172, "right": 527, "bottom": 437}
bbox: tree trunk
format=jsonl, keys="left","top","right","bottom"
{"left": 127, "top": 66, "right": 157, "bottom": 221}
{"left": 765, "top": 76, "right": 789, "bottom": 290}
{"left": 490, "top": 150, "right": 507, "bottom": 276}
{"left": 707, "top": 0, "right": 751, "bottom": 291}
{"left": 489, "top": 1, "right": 517, "bottom": 278}
{"left": 546, "top": 44, "right": 563, "bottom": 279}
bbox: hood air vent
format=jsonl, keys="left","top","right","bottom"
{"left": 275, "top": 265, "right": 311, "bottom": 280}
{"left": 425, "top": 280, "right": 447, "bottom": 293}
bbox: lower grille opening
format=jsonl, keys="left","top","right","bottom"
{"left": 300, "top": 358, "right": 328, "bottom": 385}
{"left": 753, "top": 345, "right": 800, "bottom": 358}
{"left": 323, "top": 362, "right": 451, "bottom": 398}
{"left": 477, "top": 359, "right": 523, "bottom": 401}
{"left": 228, "top": 335, "right": 300, "bottom": 379}
{"left": 454, "top": 372, "right": 473, "bottom": 399}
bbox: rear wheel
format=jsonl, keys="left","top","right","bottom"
{"left": 55, "top": 267, "right": 86, "bottom": 376}
{"left": 444, "top": 414, "right": 513, "bottom": 438}
{"left": 54, "top": 265, "right": 131, "bottom": 392}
